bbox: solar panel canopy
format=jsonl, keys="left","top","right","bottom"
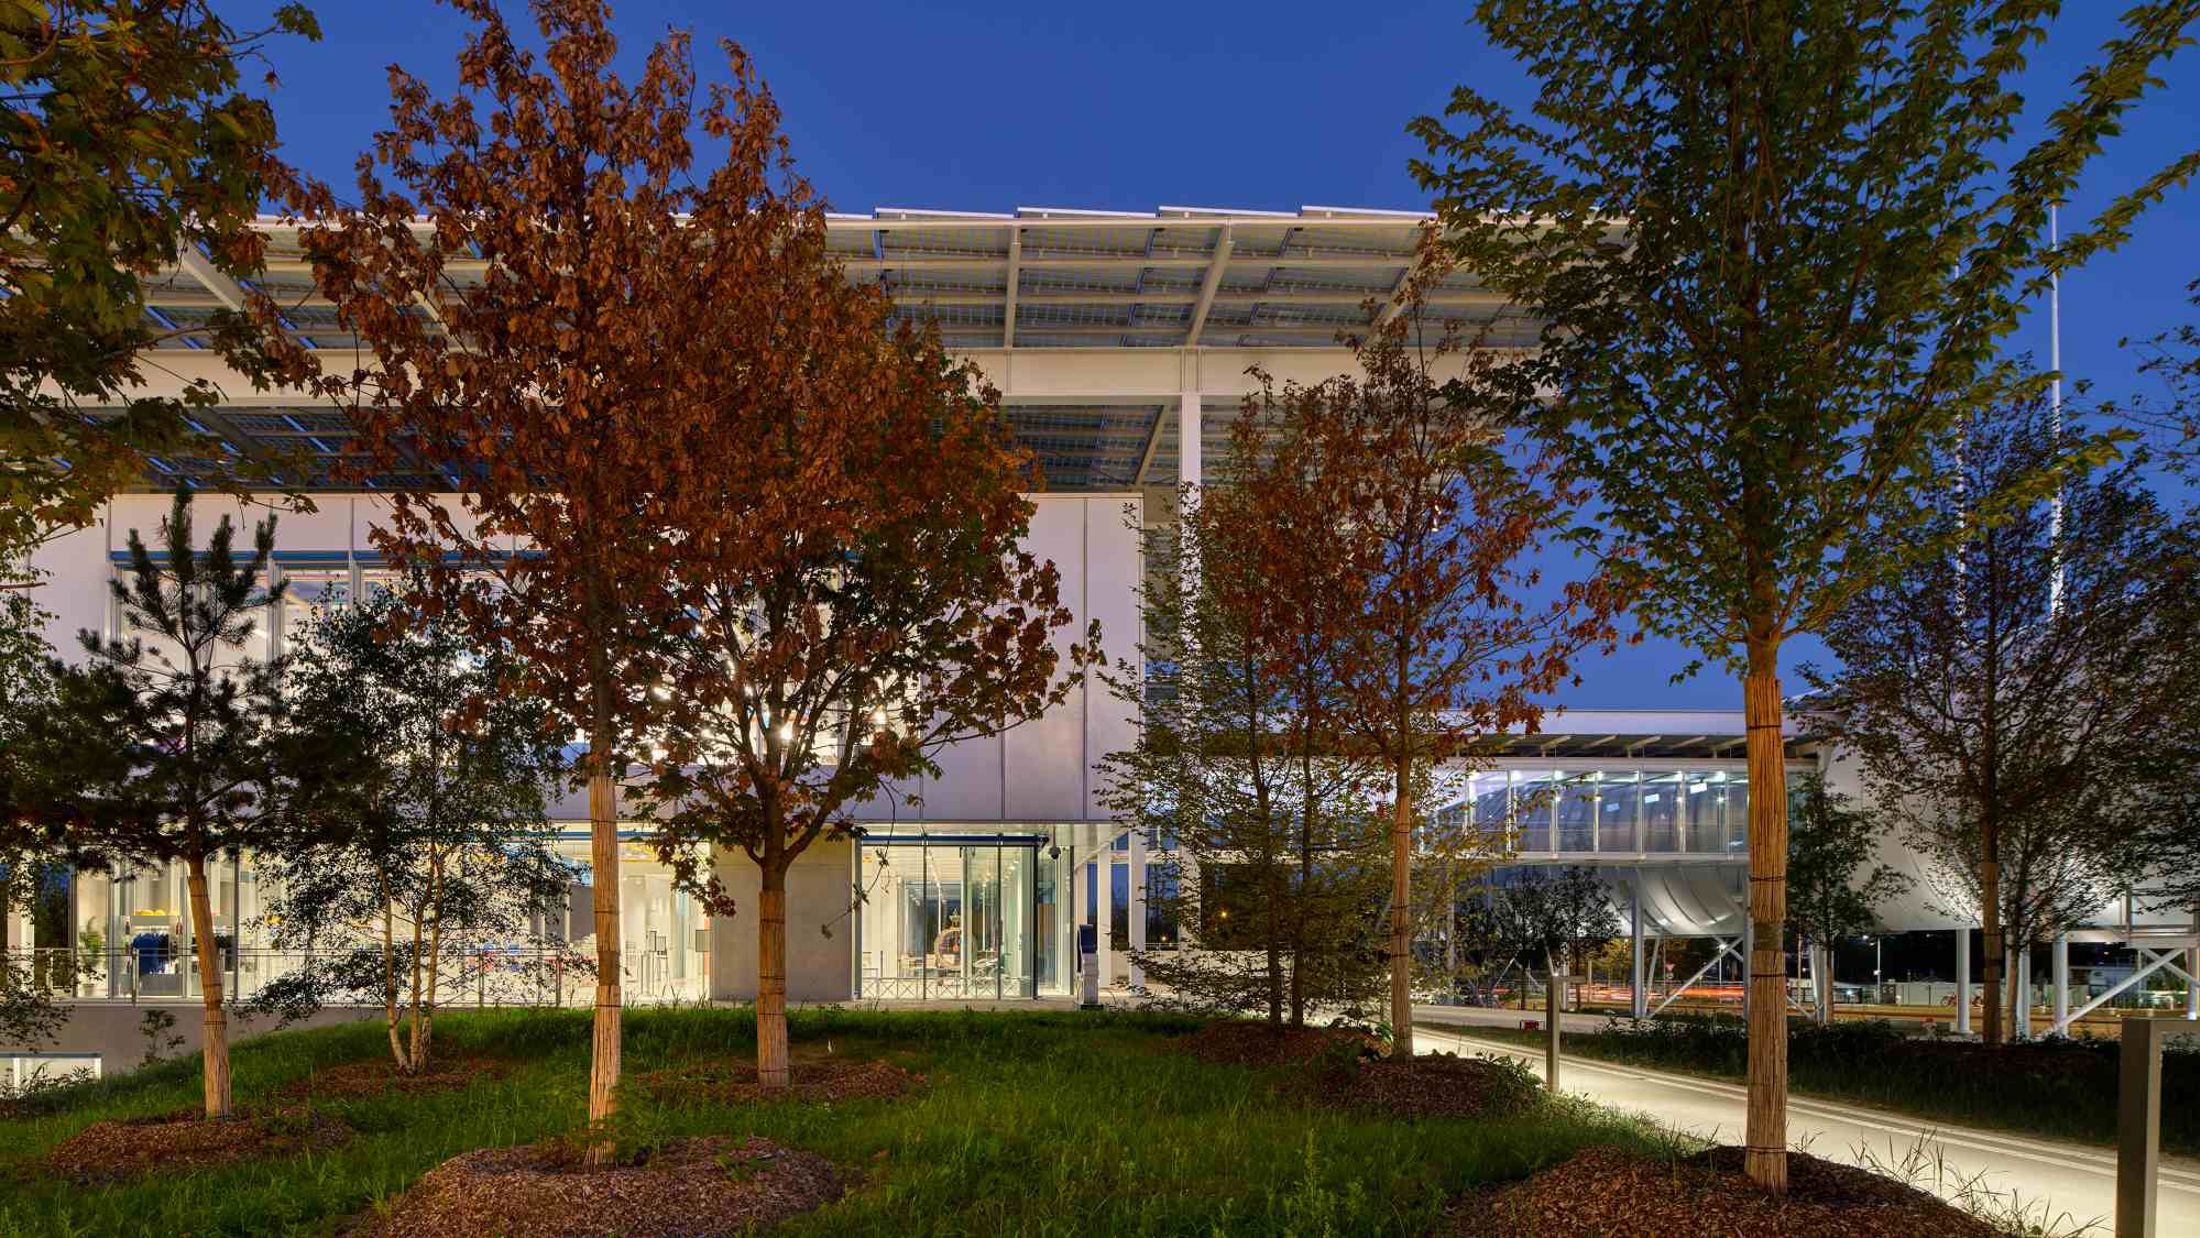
{"left": 116, "top": 206, "right": 1525, "bottom": 493}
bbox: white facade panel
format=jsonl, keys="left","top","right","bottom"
{"left": 1082, "top": 494, "right": 1143, "bottom": 819}
{"left": 26, "top": 521, "right": 111, "bottom": 655}
{"left": 1003, "top": 497, "right": 1087, "bottom": 821}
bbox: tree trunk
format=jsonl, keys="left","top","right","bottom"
{"left": 379, "top": 882, "right": 410, "bottom": 1073}
{"left": 415, "top": 852, "right": 445, "bottom": 1072}
{"left": 1979, "top": 853, "right": 2004, "bottom": 1046}
{"left": 1741, "top": 654, "right": 1789, "bottom": 1194}
{"left": 1389, "top": 753, "right": 1414, "bottom": 1059}
{"left": 585, "top": 749, "right": 622, "bottom": 1158}
{"left": 184, "top": 854, "right": 231, "bottom": 1119}
{"left": 757, "top": 859, "right": 790, "bottom": 1089}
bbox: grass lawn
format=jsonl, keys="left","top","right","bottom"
{"left": 0, "top": 1008, "right": 1672, "bottom": 1236}
{"left": 1451, "top": 1013, "right": 2200, "bottom": 1155}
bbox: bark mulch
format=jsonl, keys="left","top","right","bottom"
{"left": 1172, "top": 1020, "right": 1385, "bottom": 1068}
{"left": 1315, "top": 1052, "right": 1544, "bottom": 1121}
{"left": 356, "top": 1134, "right": 844, "bottom": 1238}
{"left": 638, "top": 1056, "right": 924, "bottom": 1107}
{"left": 279, "top": 1055, "right": 508, "bottom": 1101}
{"left": 44, "top": 1106, "right": 352, "bottom": 1184}
{"left": 1447, "top": 1145, "right": 2004, "bottom": 1237}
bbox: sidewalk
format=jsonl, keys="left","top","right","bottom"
{"left": 1417, "top": 1018, "right": 2200, "bottom": 1237}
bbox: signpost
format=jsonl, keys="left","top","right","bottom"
{"left": 1546, "top": 973, "right": 1579, "bottom": 1093}
{"left": 2119, "top": 1016, "right": 2200, "bottom": 1236}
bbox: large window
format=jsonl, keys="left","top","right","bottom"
{"left": 854, "top": 837, "right": 1060, "bottom": 1000}
{"left": 1443, "top": 763, "right": 1804, "bottom": 856}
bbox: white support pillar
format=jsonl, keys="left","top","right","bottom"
{"left": 1128, "top": 828, "right": 1146, "bottom": 991}
{"left": 1179, "top": 390, "right": 1202, "bottom": 490}
{"left": 2013, "top": 948, "right": 2029, "bottom": 1041}
{"left": 1956, "top": 928, "right": 1972, "bottom": 1035}
{"left": 1740, "top": 910, "right": 1754, "bottom": 1021}
{"left": 1094, "top": 855, "right": 1113, "bottom": 994}
{"left": 1629, "top": 873, "right": 1647, "bottom": 1020}
{"left": 2187, "top": 911, "right": 2198, "bottom": 1020}
{"left": 2053, "top": 933, "right": 2070, "bottom": 1034}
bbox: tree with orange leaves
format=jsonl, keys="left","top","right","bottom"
{"left": 298, "top": 0, "right": 716, "bottom": 1149}
{"left": 1285, "top": 279, "right": 1620, "bottom": 1059}
{"left": 632, "top": 148, "right": 1094, "bottom": 1090}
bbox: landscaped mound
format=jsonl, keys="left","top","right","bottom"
{"left": 46, "top": 1106, "right": 351, "bottom": 1184}
{"left": 639, "top": 1056, "right": 923, "bottom": 1106}
{"left": 280, "top": 1055, "right": 507, "bottom": 1100}
{"left": 1451, "top": 1145, "right": 2002, "bottom": 1237}
{"left": 358, "top": 1134, "right": 843, "bottom": 1237}
{"left": 1173, "top": 1019, "right": 1384, "bottom": 1068}
{"left": 1316, "top": 1052, "right": 1543, "bottom": 1121}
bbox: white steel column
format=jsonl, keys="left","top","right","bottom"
{"left": 1956, "top": 928, "right": 1972, "bottom": 1035}
{"left": 2052, "top": 933, "right": 2070, "bottom": 1033}
{"left": 1740, "top": 910, "right": 1753, "bottom": 1021}
{"left": 1629, "top": 873, "right": 1647, "bottom": 1020}
{"left": 1070, "top": 850, "right": 1088, "bottom": 993}
{"left": 2188, "top": 911, "right": 2198, "bottom": 1019}
{"left": 1095, "top": 855, "right": 1113, "bottom": 993}
{"left": 1180, "top": 390, "right": 1202, "bottom": 489}
{"left": 2013, "top": 948, "right": 2030, "bottom": 1041}
{"left": 1128, "top": 828, "right": 1146, "bottom": 990}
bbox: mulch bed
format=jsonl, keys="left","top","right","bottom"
{"left": 638, "top": 1056, "right": 924, "bottom": 1106}
{"left": 279, "top": 1055, "right": 508, "bottom": 1101}
{"left": 356, "top": 1134, "right": 844, "bottom": 1237}
{"left": 44, "top": 1106, "right": 352, "bottom": 1184}
{"left": 1315, "top": 1053, "right": 1543, "bottom": 1121}
{"left": 1172, "top": 1020, "right": 1385, "bottom": 1068}
{"left": 1448, "top": 1145, "right": 2003, "bottom": 1237}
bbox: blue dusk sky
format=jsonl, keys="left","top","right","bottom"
{"left": 240, "top": 0, "right": 2200, "bottom": 713}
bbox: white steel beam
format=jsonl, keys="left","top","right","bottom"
{"left": 1650, "top": 937, "right": 1739, "bottom": 1018}
{"left": 2053, "top": 946, "right": 2198, "bottom": 1035}
{"left": 1183, "top": 225, "right": 1234, "bottom": 346}
{"left": 1001, "top": 226, "right": 1022, "bottom": 350}
{"left": 176, "top": 246, "right": 246, "bottom": 310}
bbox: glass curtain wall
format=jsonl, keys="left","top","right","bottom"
{"left": 854, "top": 837, "right": 1062, "bottom": 1000}
{"left": 1450, "top": 765, "right": 1794, "bottom": 857}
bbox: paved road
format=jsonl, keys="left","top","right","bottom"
{"left": 1415, "top": 1014, "right": 2200, "bottom": 1237}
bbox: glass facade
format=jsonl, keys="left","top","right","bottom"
{"left": 48, "top": 837, "right": 708, "bottom": 1007}
{"left": 1444, "top": 764, "right": 1805, "bottom": 857}
{"left": 853, "top": 834, "right": 1073, "bottom": 1000}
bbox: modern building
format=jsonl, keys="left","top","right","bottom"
{"left": 9, "top": 206, "right": 2194, "bottom": 1077}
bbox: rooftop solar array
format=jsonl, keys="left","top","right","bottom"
{"left": 115, "top": 207, "right": 1519, "bottom": 492}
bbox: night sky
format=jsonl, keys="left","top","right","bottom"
{"left": 237, "top": 0, "right": 2200, "bottom": 712}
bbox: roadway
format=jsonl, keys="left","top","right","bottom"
{"left": 1415, "top": 1008, "right": 2200, "bottom": 1237}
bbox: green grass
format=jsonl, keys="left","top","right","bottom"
{"left": 1449, "top": 1013, "right": 2200, "bottom": 1155}
{"left": 0, "top": 1008, "right": 1672, "bottom": 1236}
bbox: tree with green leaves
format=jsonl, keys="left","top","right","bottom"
{"left": 1412, "top": 0, "right": 2199, "bottom": 1188}
{"left": 1, "top": 0, "right": 323, "bottom": 561}
{"left": 18, "top": 488, "right": 286, "bottom": 1118}
{"left": 250, "top": 586, "right": 577, "bottom": 1075}
{"left": 1785, "top": 774, "right": 1911, "bottom": 1023}
{"left": 1478, "top": 865, "right": 1619, "bottom": 988}
{"left": 1808, "top": 396, "right": 2198, "bottom": 1042}
{"left": 0, "top": 570, "right": 65, "bottom": 1047}
{"left": 2122, "top": 276, "right": 2200, "bottom": 473}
